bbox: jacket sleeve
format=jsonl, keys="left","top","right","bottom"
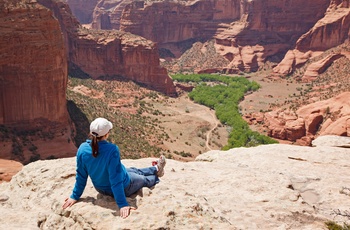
{"left": 108, "top": 146, "right": 129, "bottom": 208}
{"left": 70, "top": 148, "right": 88, "bottom": 200}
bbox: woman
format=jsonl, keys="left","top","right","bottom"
{"left": 62, "top": 117, "right": 166, "bottom": 218}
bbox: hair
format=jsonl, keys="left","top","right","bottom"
{"left": 90, "top": 132, "right": 103, "bottom": 157}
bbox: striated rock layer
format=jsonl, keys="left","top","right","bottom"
{"left": 274, "top": 0, "right": 350, "bottom": 75}
{"left": 0, "top": 0, "right": 68, "bottom": 125}
{"left": 118, "top": 0, "right": 330, "bottom": 73}
{"left": 1, "top": 138, "right": 350, "bottom": 229}
{"left": 92, "top": 0, "right": 133, "bottom": 30}
{"left": 66, "top": 0, "right": 350, "bottom": 76}
{"left": 0, "top": 0, "right": 77, "bottom": 162}
{"left": 40, "top": 0, "right": 176, "bottom": 96}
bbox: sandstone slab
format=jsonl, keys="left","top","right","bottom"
{"left": 1, "top": 139, "right": 350, "bottom": 229}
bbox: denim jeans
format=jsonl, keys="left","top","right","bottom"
{"left": 96, "top": 166, "right": 159, "bottom": 197}
{"left": 124, "top": 167, "right": 159, "bottom": 197}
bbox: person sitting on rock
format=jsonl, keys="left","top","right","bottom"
{"left": 62, "top": 117, "right": 166, "bottom": 218}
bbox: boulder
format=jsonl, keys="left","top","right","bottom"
{"left": 263, "top": 92, "right": 350, "bottom": 145}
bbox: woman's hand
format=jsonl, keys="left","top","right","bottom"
{"left": 120, "top": 206, "right": 136, "bottom": 218}
{"left": 62, "top": 197, "right": 77, "bottom": 209}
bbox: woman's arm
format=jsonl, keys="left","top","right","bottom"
{"left": 68, "top": 147, "right": 89, "bottom": 204}
{"left": 108, "top": 146, "right": 131, "bottom": 212}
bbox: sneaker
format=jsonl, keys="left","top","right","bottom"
{"left": 156, "top": 155, "right": 166, "bottom": 177}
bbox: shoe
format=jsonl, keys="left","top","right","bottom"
{"left": 156, "top": 155, "right": 166, "bottom": 177}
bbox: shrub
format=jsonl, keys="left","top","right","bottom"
{"left": 172, "top": 73, "right": 277, "bottom": 149}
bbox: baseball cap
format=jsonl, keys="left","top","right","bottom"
{"left": 90, "top": 117, "right": 113, "bottom": 137}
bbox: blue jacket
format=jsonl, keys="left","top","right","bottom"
{"left": 70, "top": 140, "right": 131, "bottom": 208}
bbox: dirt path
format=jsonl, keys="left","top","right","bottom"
{"left": 205, "top": 110, "right": 220, "bottom": 150}
{"left": 149, "top": 94, "right": 228, "bottom": 160}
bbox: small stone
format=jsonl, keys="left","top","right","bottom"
{"left": 0, "top": 194, "right": 9, "bottom": 202}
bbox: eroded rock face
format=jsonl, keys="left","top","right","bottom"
{"left": 92, "top": 0, "right": 133, "bottom": 30}
{"left": 71, "top": 30, "right": 176, "bottom": 95}
{"left": 120, "top": 1, "right": 240, "bottom": 44}
{"left": 40, "top": 0, "right": 176, "bottom": 96}
{"left": 0, "top": 0, "right": 77, "bottom": 162}
{"left": 264, "top": 92, "right": 350, "bottom": 145}
{"left": 274, "top": 1, "right": 350, "bottom": 75}
{"left": 302, "top": 53, "right": 345, "bottom": 81}
{"left": 66, "top": 0, "right": 99, "bottom": 24}
{"left": 65, "top": 0, "right": 350, "bottom": 75}
{"left": 0, "top": 0, "right": 68, "bottom": 125}
{"left": 118, "top": 0, "right": 330, "bottom": 73}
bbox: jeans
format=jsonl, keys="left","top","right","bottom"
{"left": 124, "top": 167, "right": 159, "bottom": 197}
{"left": 96, "top": 166, "right": 159, "bottom": 198}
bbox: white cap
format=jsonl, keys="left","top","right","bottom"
{"left": 90, "top": 117, "right": 113, "bottom": 137}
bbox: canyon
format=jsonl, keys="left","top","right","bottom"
{"left": 0, "top": 0, "right": 176, "bottom": 165}
{"left": 1, "top": 1, "right": 350, "bottom": 228}
{"left": 39, "top": 0, "right": 176, "bottom": 96}
{"left": 65, "top": 0, "right": 350, "bottom": 144}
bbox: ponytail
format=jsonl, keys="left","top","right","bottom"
{"left": 91, "top": 132, "right": 99, "bottom": 157}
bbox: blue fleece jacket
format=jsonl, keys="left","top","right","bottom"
{"left": 70, "top": 140, "right": 130, "bottom": 208}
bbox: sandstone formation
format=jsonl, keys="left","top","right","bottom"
{"left": 40, "top": 0, "right": 176, "bottom": 96}
{"left": 302, "top": 53, "right": 345, "bottom": 81}
{"left": 263, "top": 92, "right": 350, "bottom": 145}
{"left": 0, "top": 159, "right": 22, "bottom": 183}
{"left": 92, "top": 0, "right": 133, "bottom": 30}
{"left": 0, "top": 0, "right": 68, "bottom": 125}
{"left": 64, "top": 0, "right": 350, "bottom": 76}
{"left": 118, "top": 0, "right": 330, "bottom": 73}
{"left": 0, "top": 0, "right": 77, "bottom": 162}
{"left": 66, "top": 0, "right": 100, "bottom": 24}
{"left": 1, "top": 137, "right": 350, "bottom": 229}
{"left": 274, "top": 0, "right": 350, "bottom": 75}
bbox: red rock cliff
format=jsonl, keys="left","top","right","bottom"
{"left": 118, "top": 0, "right": 330, "bottom": 73}
{"left": 71, "top": 30, "right": 176, "bottom": 95}
{"left": 92, "top": 0, "right": 133, "bottom": 30}
{"left": 274, "top": 0, "right": 350, "bottom": 75}
{"left": 0, "top": 0, "right": 68, "bottom": 125}
{"left": 0, "top": 0, "right": 77, "bottom": 162}
{"left": 39, "top": 0, "right": 176, "bottom": 96}
{"left": 66, "top": 0, "right": 99, "bottom": 24}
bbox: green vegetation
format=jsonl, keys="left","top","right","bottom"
{"left": 172, "top": 73, "right": 278, "bottom": 149}
{"left": 0, "top": 124, "right": 51, "bottom": 164}
{"left": 326, "top": 221, "right": 350, "bottom": 230}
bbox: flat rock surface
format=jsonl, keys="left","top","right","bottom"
{"left": 1, "top": 136, "right": 350, "bottom": 229}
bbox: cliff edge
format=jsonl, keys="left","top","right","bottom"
{"left": 1, "top": 136, "right": 350, "bottom": 229}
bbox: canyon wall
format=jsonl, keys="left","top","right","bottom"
{"left": 120, "top": 0, "right": 241, "bottom": 44}
{"left": 66, "top": 0, "right": 100, "bottom": 24}
{"left": 0, "top": 0, "right": 77, "bottom": 162}
{"left": 70, "top": 30, "right": 176, "bottom": 95}
{"left": 119, "top": 0, "right": 331, "bottom": 73}
{"left": 274, "top": 0, "right": 350, "bottom": 75}
{"left": 40, "top": 0, "right": 176, "bottom": 95}
{"left": 0, "top": 0, "right": 69, "bottom": 125}
{"left": 65, "top": 0, "right": 350, "bottom": 76}
{"left": 92, "top": 0, "right": 133, "bottom": 30}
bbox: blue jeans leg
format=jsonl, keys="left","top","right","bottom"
{"left": 124, "top": 167, "right": 159, "bottom": 197}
